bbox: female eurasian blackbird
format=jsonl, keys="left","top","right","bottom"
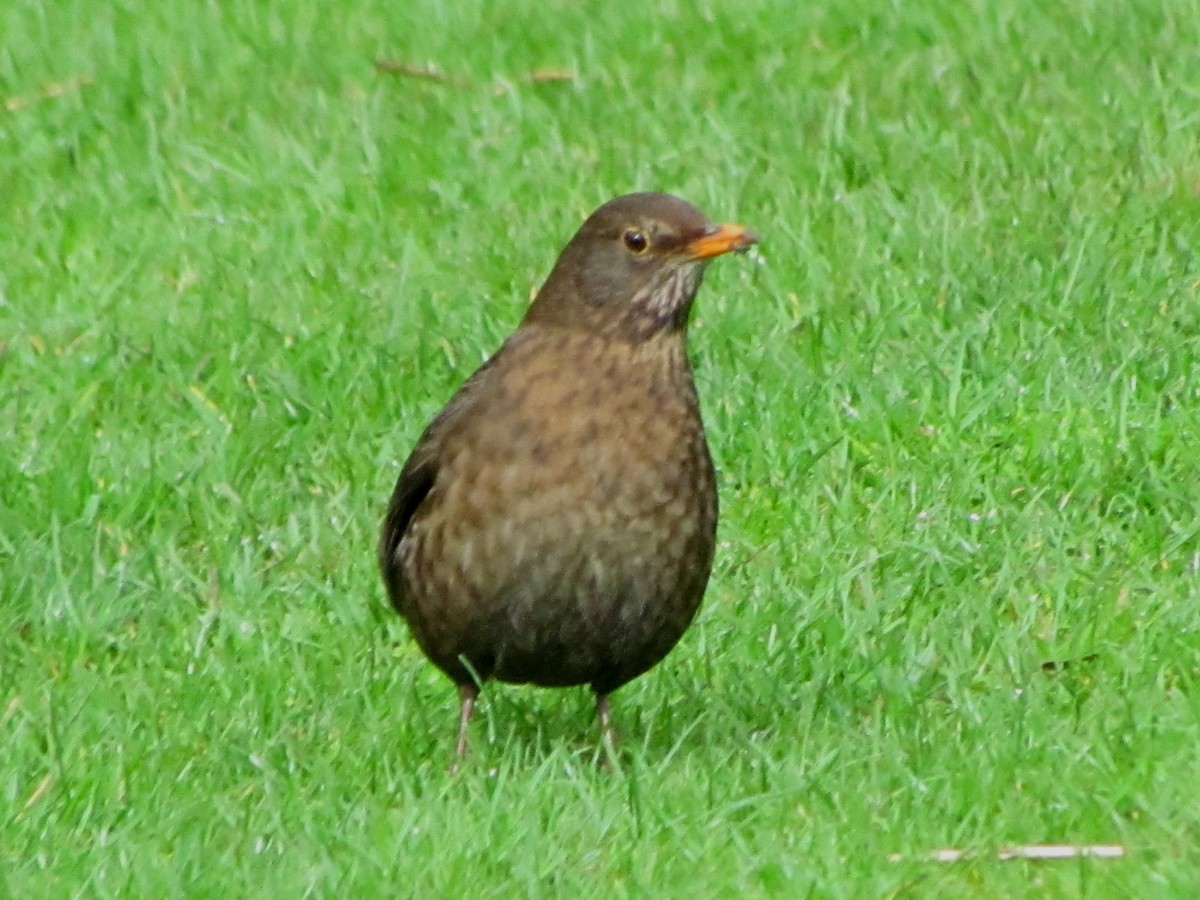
{"left": 379, "top": 192, "right": 757, "bottom": 760}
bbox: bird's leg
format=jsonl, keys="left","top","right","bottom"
{"left": 595, "top": 692, "right": 619, "bottom": 768}
{"left": 451, "top": 682, "right": 478, "bottom": 771}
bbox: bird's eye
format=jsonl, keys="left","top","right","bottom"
{"left": 622, "top": 229, "right": 649, "bottom": 254}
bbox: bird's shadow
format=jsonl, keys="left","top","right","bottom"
{"left": 464, "top": 685, "right": 617, "bottom": 767}
{"left": 420, "top": 678, "right": 761, "bottom": 780}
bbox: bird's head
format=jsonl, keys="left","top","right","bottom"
{"left": 523, "top": 192, "right": 757, "bottom": 342}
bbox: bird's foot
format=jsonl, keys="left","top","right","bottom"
{"left": 449, "top": 682, "right": 478, "bottom": 774}
{"left": 595, "top": 693, "right": 622, "bottom": 771}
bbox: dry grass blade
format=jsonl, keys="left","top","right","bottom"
{"left": 522, "top": 68, "right": 575, "bottom": 84}
{"left": 889, "top": 844, "right": 1127, "bottom": 863}
{"left": 4, "top": 75, "right": 93, "bottom": 112}
{"left": 23, "top": 774, "right": 54, "bottom": 810}
{"left": 492, "top": 67, "right": 576, "bottom": 96}
{"left": 373, "top": 59, "right": 468, "bottom": 88}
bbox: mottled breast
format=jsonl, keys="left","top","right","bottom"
{"left": 397, "top": 325, "right": 717, "bottom": 692}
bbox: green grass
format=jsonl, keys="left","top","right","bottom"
{"left": 3, "top": 0, "right": 1200, "bottom": 894}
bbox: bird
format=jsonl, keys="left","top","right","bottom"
{"left": 378, "top": 192, "right": 757, "bottom": 763}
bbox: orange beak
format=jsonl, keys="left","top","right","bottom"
{"left": 684, "top": 223, "right": 758, "bottom": 260}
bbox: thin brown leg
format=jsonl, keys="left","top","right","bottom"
{"left": 595, "top": 692, "right": 619, "bottom": 768}
{"left": 451, "top": 683, "right": 478, "bottom": 771}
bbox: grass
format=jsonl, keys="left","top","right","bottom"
{"left": 3, "top": 0, "right": 1200, "bottom": 894}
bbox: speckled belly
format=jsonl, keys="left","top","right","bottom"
{"left": 398, "top": 410, "right": 717, "bottom": 693}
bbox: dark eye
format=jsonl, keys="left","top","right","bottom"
{"left": 622, "top": 229, "right": 649, "bottom": 254}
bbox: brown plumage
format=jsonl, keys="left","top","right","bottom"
{"left": 378, "top": 192, "right": 757, "bottom": 761}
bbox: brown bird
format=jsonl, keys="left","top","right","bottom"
{"left": 378, "top": 192, "right": 757, "bottom": 762}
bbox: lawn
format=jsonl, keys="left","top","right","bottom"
{"left": 3, "top": 0, "right": 1199, "bottom": 895}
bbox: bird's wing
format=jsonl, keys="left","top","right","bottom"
{"left": 377, "top": 349, "right": 504, "bottom": 596}
{"left": 377, "top": 440, "right": 437, "bottom": 596}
